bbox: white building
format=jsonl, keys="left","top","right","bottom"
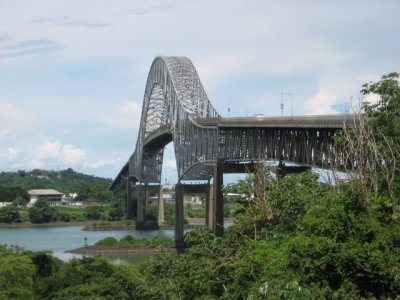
{"left": 27, "top": 189, "right": 63, "bottom": 207}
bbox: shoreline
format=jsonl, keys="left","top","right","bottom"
{"left": 0, "top": 217, "right": 233, "bottom": 229}
{"left": 66, "top": 245, "right": 178, "bottom": 254}
{"left": 0, "top": 221, "right": 93, "bottom": 228}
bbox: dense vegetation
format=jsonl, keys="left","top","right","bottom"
{"left": 0, "top": 168, "right": 125, "bottom": 223}
{"left": 0, "top": 198, "right": 126, "bottom": 224}
{"left": 95, "top": 235, "right": 175, "bottom": 248}
{"left": 1, "top": 168, "right": 399, "bottom": 299}
{"left": 0, "top": 73, "right": 399, "bottom": 299}
{"left": 0, "top": 168, "right": 112, "bottom": 201}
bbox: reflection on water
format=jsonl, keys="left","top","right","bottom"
{"left": 0, "top": 226, "right": 174, "bottom": 264}
{"left": 103, "top": 253, "right": 154, "bottom": 265}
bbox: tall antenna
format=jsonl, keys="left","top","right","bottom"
{"left": 289, "top": 93, "right": 293, "bottom": 117}
{"left": 281, "top": 92, "right": 293, "bottom": 117}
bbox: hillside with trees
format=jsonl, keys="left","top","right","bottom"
{"left": 0, "top": 168, "right": 112, "bottom": 202}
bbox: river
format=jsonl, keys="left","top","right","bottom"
{"left": 0, "top": 225, "right": 175, "bottom": 264}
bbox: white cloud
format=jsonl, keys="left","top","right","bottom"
{"left": 0, "top": 128, "right": 12, "bottom": 139}
{"left": 305, "top": 90, "right": 338, "bottom": 115}
{"left": 36, "top": 140, "right": 86, "bottom": 165}
{"left": 83, "top": 158, "right": 119, "bottom": 169}
{"left": 60, "top": 144, "right": 86, "bottom": 165}
{"left": 363, "top": 93, "right": 381, "bottom": 106}
{"left": 37, "top": 140, "right": 61, "bottom": 159}
{"left": 1, "top": 147, "right": 21, "bottom": 159}
{"left": 0, "top": 101, "right": 37, "bottom": 124}
{"left": 98, "top": 101, "right": 142, "bottom": 129}
{"left": 12, "top": 159, "right": 43, "bottom": 170}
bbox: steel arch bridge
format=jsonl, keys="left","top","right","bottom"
{"left": 110, "top": 56, "right": 355, "bottom": 238}
{"left": 128, "top": 56, "right": 220, "bottom": 184}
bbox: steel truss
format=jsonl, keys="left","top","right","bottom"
{"left": 218, "top": 127, "right": 341, "bottom": 168}
{"left": 111, "top": 56, "right": 352, "bottom": 191}
{"left": 129, "top": 56, "right": 219, "bottom": 184}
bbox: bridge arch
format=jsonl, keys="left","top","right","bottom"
{"left": 130, "top": 56, "right": 219, "bottom": 184}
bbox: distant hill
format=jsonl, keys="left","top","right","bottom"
{"left": 0, "top": 168, "right": 113, "bottom": 202}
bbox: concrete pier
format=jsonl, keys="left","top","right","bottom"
{"left": 126, "top": 178, "right": 133, "bottom": 219}
{"left": 158, "top": 185, "right": 164, "bottom": 225}
{"left": 175, "top": 183, "right": 184, "bottom": 241}
{"left": 213, "top": 160, "right": 224, "bottom": 237}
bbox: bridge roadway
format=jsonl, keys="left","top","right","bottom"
{"left": 194, "top": 114, "right": 355, "bottom": 128}
{"left": 110, "top": 56, "right": 358, "bottom": 240}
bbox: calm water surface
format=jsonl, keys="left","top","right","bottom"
{"left": 0, "top": 226, "right": 174, "bottom": 264}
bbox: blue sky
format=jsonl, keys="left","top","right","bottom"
{"left": 0, "top": 0, "right": 399, "bottom": 182}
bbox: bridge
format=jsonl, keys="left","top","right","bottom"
{"left": 110, "top": 56, "right": 355, "bottom": 239}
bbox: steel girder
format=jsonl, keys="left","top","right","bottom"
{"left": 218, "top": 127, "right": 343, "bottom": 168}
{"left": 129, "top": 56, "right": 219, "bottom": 183}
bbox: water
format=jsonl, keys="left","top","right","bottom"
{"left": 0, "top": 225, "right": 174, "bottom": 264}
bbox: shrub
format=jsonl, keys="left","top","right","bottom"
{"left": 0, "top": 205, "right": 21, "bottom": 223}
{"left": 95, "top": 237, "right": 118, "bottom": 247}
{"left": 28, "top": 199, "right": 56, "bottom": 224}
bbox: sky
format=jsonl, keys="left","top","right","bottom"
{"left": 0, "top": 0, "right": 399, "bottom": 183}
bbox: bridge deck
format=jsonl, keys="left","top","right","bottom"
{"left": 195, "top": 114, "right": 356, "bottom": 128}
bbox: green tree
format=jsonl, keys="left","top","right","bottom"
{"left": 0, "top": 205, "right": 20, "bottom": 223}
{"left": 84, "top": 205, "right": 103, "bottom": 220}
{"left": 108, "top": 203, "right": 124, "bottom": 221}
{"left": 28, "top": 199, "right": 56, "bottom": 224}
{"left": 0, "top": 255, "right": 35, "bottom": 300}
{"left": 362, "top": 72, "right": 400, "bottom": 196}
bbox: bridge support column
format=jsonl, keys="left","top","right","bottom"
{"left": 158, "top": 185, "right": 164, "bottom": 225}
{"left": 213, "top": 160, "right": 224, "bottom": 237}
{"left": 137, "top": 184, "right": 144, "bottom": 223}
{"left": 175, "top": 183, "right": 184, "bottom": 241}
{"left": 205, "top": 182, "right": 211, "bottom": 227}
{"left": 126, "top": 178, "right": 133, "bottom": 219}
{"left": 144, "top": 184, "right": 149, "bottom": 218}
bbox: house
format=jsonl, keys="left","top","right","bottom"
{"left": 27, "top": 189, "right": 63, "bottom": 207}
{"left": 0, "top": 202, "right": 12, "bottom": 208}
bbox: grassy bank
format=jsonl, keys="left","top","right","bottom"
{"left": 95, "top": 235, "right": 175, "bottom": 248}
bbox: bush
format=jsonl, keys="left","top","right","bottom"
{"left": 53, "top": 211, "right": 71, "bottom": 222}
{"left": 28, "top": 199, "right": 56, "bottom": 224}
{"left": 95, "top": 237, "right": 118, "bottom": 246}
{"left": 84, "top": 205, "right": 103, "bottom": 220}
{"left": 0, "top": 205, "right": 21, "bottom": 223}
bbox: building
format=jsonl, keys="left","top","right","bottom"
{"left": 0, "top": 202, "right": 12, "bottom": 208}
{"left": 27, "top": 189, "right": 63, "bottom": 207}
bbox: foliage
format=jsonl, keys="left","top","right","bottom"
{"left": 337, "top": 72, "right": 400, "bottom": 200}
{"left": 95, "top": 235, "right": 174, "bottom": 248}
{"left": 186, "top": 203, "right": 206, "bottom": 218}
{"left": 28, "top": 199, "right": 57, "bottom": 224}
{"left": 95, "top": 237, "right": 119, "bottom": 247}
{"left": 84, "top": 205, "right": 104, "bottom": 220}
{"left": 52, "top": 206, "right": 86, "bottom": 221}
{"left": 107, "top": 201, "right": 124, "bottom": 221}
{"left": 0, "top": 168, "right": 112, "bottom": 200}
{"left": 0, "top": 247, "right": 36, "bottom": 300}
{"left": 0, "top": 186, "right": 29, "bottom": 203}
{"left": 0, "top": 204, "right": 21, "bottom": 223}
{"left": 362, "top": 72, "right": 400, "bottom": 196}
